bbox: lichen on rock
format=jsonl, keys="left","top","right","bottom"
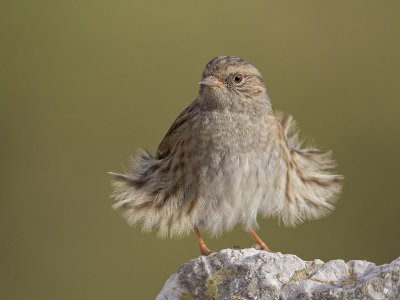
{"left": 156, "top": 248, "right": 400, "bottom": 300}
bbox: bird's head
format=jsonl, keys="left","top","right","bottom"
{"left": 198, "top": 56, "right": 269, "bottom": 109}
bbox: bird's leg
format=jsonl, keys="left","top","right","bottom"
{"left": 248, "top": 228, "right": 272, "bottom": 252}
{"left": 194, "top": 227, "right": 213, "bottom": 256}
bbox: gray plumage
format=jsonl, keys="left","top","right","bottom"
{"left": 110, "top": 56, "right": 343, "bottom": 239}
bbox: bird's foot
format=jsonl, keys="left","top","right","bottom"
{"left": 248, "top": 228, "right": 273, "bottom": 252}
{"left": 252, "top": 243, "right": 273, "bottom": 252}
{"left": 200, "top": 246, "right": 214, "bottom": 256}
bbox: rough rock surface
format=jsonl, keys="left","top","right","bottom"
{"left": 156, "top": 248, "right": 400, "bottom": 300}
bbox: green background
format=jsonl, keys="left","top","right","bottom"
{"left": 1, "top": 1, "right": 400, "bottom": 299}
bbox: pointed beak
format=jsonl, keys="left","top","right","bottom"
{"left": 198, "top": 76, "right": 224, "bottom": 88}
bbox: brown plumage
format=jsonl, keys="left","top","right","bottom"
{"left": 110, "top": 56, "right": 343, "bottom": 255}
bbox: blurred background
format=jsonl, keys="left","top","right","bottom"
{"left": 1, "top": 0, "right": 400, "bottom": 299}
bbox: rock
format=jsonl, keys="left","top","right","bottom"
{"left": 156, "top": 248, "right": 400, "bottom": 300}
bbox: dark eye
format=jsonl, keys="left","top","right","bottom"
{"left": 233, "top": 74, "right": 243, "bottom": 83}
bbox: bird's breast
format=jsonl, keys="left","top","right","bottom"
{"left": 195, "top": 111, "right": 273, "bottom": 156}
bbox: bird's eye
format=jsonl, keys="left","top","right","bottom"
{"left": 233, "top": 74, "right": 243, "bottom": 83}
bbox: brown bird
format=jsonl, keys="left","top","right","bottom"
{"left": 110, "top": 56, "right": 343, "bottom": 256}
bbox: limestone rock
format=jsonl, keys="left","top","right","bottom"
{"left": 156, "top": 248, "right": 400, "bottom": 300}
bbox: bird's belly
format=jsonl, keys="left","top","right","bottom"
{"left": 195, "top": 150, "right": 273, "bottom": 235}
{"left": 189, "top": 112, "right": 283, "bottom": 235}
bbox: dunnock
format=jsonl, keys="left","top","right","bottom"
{"left": 110, "top": 56, "right": 343, "bottom": 255}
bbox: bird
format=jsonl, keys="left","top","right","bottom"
{"left": 109, "top": 56, "right": 343, "bottom": 256}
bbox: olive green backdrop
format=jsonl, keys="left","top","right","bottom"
{"left": 1, "top": 1, "right": 400, "bottom": 299}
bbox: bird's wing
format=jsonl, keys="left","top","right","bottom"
{"left": 156, "top": 100, "right": 197, "bottom": 160}
{"left": 266, "top": 111, "right": 343, "bottom": 226}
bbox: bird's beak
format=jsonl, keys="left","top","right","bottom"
{"left": 198, "top": 76, "right": 224, "bottom": 88}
